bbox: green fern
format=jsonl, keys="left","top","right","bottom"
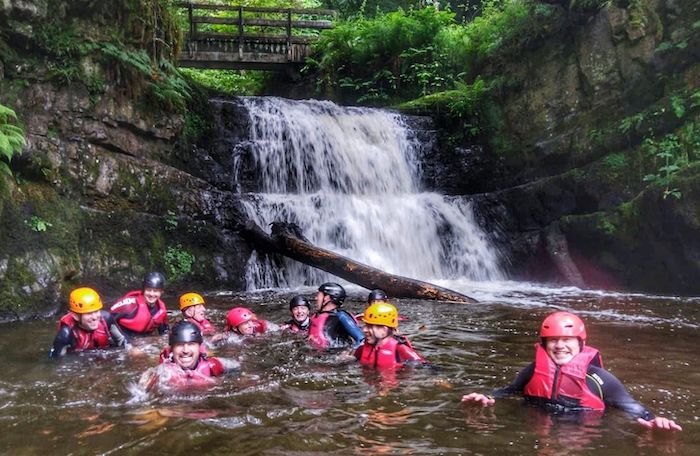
{"left": 0, "top": 103, "right": 26, "bottom": 176}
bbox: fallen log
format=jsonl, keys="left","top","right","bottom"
{"left": 241, "top": 221, "right": 477, "bottom": 303}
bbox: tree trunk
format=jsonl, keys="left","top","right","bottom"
{"left": 241, "top": 222, "right": 477, "bottom": 303}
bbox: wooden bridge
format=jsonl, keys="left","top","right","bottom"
{"left": 176, "top": 2, "right": 336, "bottom": 71}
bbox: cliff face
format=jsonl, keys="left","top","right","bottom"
{"left": 0, "top": 1, "right": 252, "bottom": 319}
{"left": 433, "top": 0, "right": 700, "bottom": 293}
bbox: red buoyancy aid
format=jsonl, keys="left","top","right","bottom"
{"left": 354, "top": 336, "right": 424, "bottom": 369}
{"left": 308, "top": 311, "right": 331, "bottom": 348}
{"left": 158, "top": 356, "right": 225, "bottom": 390}
{"left": 110, "top": 290, "right": 168, "bottom": 334}
{"left": 308, "top": 311, "right": 358, "bottom": 348}
{"left": 285, "top": 318, "right": 309, "bottom": 333}
{"left": 187, "top": 316, "right": 216, "bottom": 335}
{"left": 523, "top": 344, "right": 605, "bottom": 410}
{"left": 58, "top": 313, "right": 110, "bottom": 350}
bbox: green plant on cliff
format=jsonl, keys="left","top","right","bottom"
{"left": 0, "top": 103, "right": 25, "bottom": 176}
{"left": 164, "top": 244, "right": 196, "bottom": 280}
{"left": 24, "top": 215, "right": 53, "bottom": 232}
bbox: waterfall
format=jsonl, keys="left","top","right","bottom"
{"left": 233, "top": 97, "right": 503, "bottom": 290}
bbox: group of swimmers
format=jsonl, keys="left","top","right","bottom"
{"left": 49, "top": 272, "right": 682, "bottom": 432}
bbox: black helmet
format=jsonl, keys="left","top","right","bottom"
{"left": 289, "top": 295, "right": 311, "bottom": 311}
{"left": 169, "top": 321, "right": 203, "bottom": 345}
{"left": 318, "top": 282, "right": 346, "bottom": 305}
{"left": 367, "top": 289, "right": 388, "bottom": 303}
{"left": 143, "top": 271, "right": 165, "bottom": 290}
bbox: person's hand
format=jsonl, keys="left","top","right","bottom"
{"left": 209, "top": 333, "right": 226, "bottom": 344}
{"left": 461, "top": 392, "right": 495, "bottom": 407}
{"left": 127, "top": 345, "right": 146, "bottom": 357}
{"left": 637, "top": 416, "right": 682, "bottom": 431}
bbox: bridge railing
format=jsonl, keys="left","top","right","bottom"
{"left": 175, "top": 2, "right": 337, "bottom": 69}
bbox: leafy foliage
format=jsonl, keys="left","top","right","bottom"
{"left": 24, "top": 216, "right": 53, "bottom": 232}
{"left": 309, "top": 1, "right": 559, "bottom": 104}
{"left": 0, "top": 103, "right": 25, "bottom": 176}
{"left": 164, "top": 244, "right": 196, "bottom": 280}
{"left": 179, "top": 68, "right": 267, "bottom": 96}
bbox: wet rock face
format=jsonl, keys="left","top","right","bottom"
{"left": 436, "top": 1, "right": 700, "bottom": 293}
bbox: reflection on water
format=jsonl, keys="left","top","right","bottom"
{"left": 0, "top": 285, "right": 698, "bottom": 455}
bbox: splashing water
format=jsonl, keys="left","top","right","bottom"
{"left": 233, "top": 97, "right": 503, "bottom": 289}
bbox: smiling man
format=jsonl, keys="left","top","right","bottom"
{"left": 50, "top": 287, "right": 129, "bottom": 358}
{"left": 179, "top": 292, "right": 217, "bottom": 335}
{"left": 141, "top": 321, "right": 239, "bottom": 392}
{"left": 461, "top": 311, "right": 682, "bottom": 432}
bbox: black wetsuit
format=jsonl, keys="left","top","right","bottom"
{"left": 49, "top": 310, "right": 129, "bottom": 358}
{"left": 492, "top": 362, "right": 655, "bottom": 420}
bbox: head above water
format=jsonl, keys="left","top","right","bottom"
{"left": 179, "top": 292, "right": 205, "bottom": 311}
{"left": 69, "top": 287, "right": 103, "bottom": 314}
{"left": 289, "top": 295, "right": 311, "bottom": 311}
{"left": 540, "top": 311, "right": 587, "bottom": 342}
{"left": 169, "top": 320, "right": 203, "bottom": 346}
{"left": 318, "top": 282, "right": 346, "bottom": 306}
{"left": 143, "top": 272, "right": 166, "bottom": 291}
{"left": 367, "top": 289, "right": 388, "bottom": 304}
{"left": 226, "top": 307, "right": 256, "bottom": 331}
{"left": 362, "top": 301, "right": 398, "bottom": 328}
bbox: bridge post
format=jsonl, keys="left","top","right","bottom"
{"left": 286, "top": 9, "right": 292, "bottom": 61}
{"left": 238, "top": 6, "right": 244, "bottom": 59}
{"left": 188, "top": 3, "right": 194, "bottom": 39}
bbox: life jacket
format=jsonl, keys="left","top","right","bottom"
{"left": 186, "top": 316, "right": 216, "bottom": 335}
{"left": 58, "top": 313, "right": 110, "bottom": 351}
{"left": 308, "top": 310, "right": 356, "bottom": 349}
{"left": 355, "top": 336, "right": 403, "bottom": 369}
{"left": 523, "top": 344, "right": 605, "bottom": 411}
{"left": 285, "top": 317, "right": 310, "bottom": 333}
{"left": 110, "top": 290, "right": 168, "bottom": 334}
{"left": 158, "top": 355, "right": 225, "bottom": 390}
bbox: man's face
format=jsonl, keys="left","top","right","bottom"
{"left": 315, "top": 291, "right": 327, "bottom": 311}
{"left": 185, "top": 304, "right": 206, "bottom": 322}
{"left": 545, "top": 337, "right": 581, "bottom": 365}
{"left": 76, "top": 310, "right": 101, "bottom": 331}
{"left": 363, "top": 324, "right": 389, "bottom": 345}
{"left": 144, "top": 287, "right": 163, "bottom": 305}
{"left": 172, "top": 341, "right": 201, "bottom": 369}
{"left": 291, "top": 305, "right": 309, "bottom": 323}
{"left": 237, "top": 320, "right": 256, "bottom": 336}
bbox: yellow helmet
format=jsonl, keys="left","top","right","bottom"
{"left": 179, "top": 292, "right": 205, "bottom": 311}
{"left": 69, "top": 287, "right": 103, "bottom": 314}
{"left": 362, "top": 301, "right": 398, "bottom": 328}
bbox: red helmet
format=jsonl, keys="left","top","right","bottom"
{"left": 540, "top": 311, "right": 587, "bottom": 340}
{"left": 225, "top": 307, "right": 256, "bottom": 330}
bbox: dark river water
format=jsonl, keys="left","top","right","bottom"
{"left": 1, "top": 283, "right": 698, "bottom": 455}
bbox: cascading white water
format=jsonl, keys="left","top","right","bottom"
{"left": 235, "top": 97, "right": 503, "bottom": 290}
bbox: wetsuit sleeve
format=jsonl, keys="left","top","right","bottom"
{"left": 491, "top": 363, "right": 535, "bottom": 398}
{"left": 157, "top": 322, "right": 169, "bottom": 335}
{"left": 337, "top": 311, "right": 365, "bottom": 348}
{"left": 109, "top": 300, "right": 138, "bottom": 324}
{"left": 589, "top": 366, "right": 655, "bottom": 421}
{"left": 102, "top": 311, "right": 129, "bottom": 348}
{"left": 49, "top": 325, "right": 74, "bottom": 359}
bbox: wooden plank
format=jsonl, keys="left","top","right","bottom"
{"left": 192, "top": 16, "right": 333, "bottom": 30}
{"left": 174, "top": 3, "right": 337, "bottom": 16}
{"left": 178, "top": 59, "right": 299, "bottom": 71}
{"left": 191, "top": 32, "right": 315, "bottom": 44}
